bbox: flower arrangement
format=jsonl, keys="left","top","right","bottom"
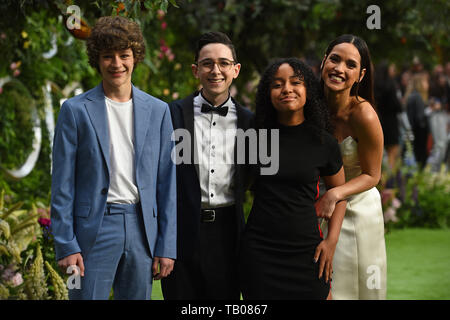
{"left": 0, "top": 189, "right": 67, "bottom": 300}
{"left": 378, "top": 165, "right": 450, "bottom": 231}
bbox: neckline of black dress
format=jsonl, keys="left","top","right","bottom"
{"left": 276, "top": 120, "right": 307, "bottom": 133}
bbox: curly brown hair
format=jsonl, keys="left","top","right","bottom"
{"left": 86, "top": 16, "right": 145, "bottom": 71}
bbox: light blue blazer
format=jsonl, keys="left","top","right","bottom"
{"left": 51, "top": 83, "right": 176, "bottom": 261}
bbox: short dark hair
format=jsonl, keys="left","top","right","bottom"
{"left": 87, "top": 16, "right": 145, "bottom": 71}
{"left": 194, "top": 31, "right": 237, "bottom": 62}
{"left": 255, "top": 57, "right": 332, "bottom": 141}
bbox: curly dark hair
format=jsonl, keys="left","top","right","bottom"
{"left": 86, "top": 16, "right": 145, "bottom": 71}
{"left": 255, "top": 57, "right": 332, "bottom": 141}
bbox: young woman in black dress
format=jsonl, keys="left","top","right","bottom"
{"left": 239, "top": 58, "right": 347, "bottom": 299}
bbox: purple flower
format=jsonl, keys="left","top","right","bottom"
{"left": 160, "top": 45, "right": 169, "bottom": 53}
{"left": 396, "top": 171, "right": 406, "bottom": 201}
{"left": 1, "top": 265, "right": 15, "bottom": 282}
{"left": 38, "top": 218, "right": 51, "bottom": 227}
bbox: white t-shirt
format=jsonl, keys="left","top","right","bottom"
{"left": 105, "top": 96, "right": 139, "bottom": 204}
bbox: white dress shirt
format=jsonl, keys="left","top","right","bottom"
{"left": 193, "top": 92, "right": 237, "bottom": 209}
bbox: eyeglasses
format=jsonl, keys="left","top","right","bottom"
{"left": 196, "top": 58, "right": 236, "bottom": 72}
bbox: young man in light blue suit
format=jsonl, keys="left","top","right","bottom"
{"left": 51, "top": 16, "right": 176, "bottom": 300}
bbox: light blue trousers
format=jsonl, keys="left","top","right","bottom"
{"left": 69, "top": 203, "right": 153, "bottom": 300}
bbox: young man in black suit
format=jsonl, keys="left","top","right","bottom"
{"left": 161, "top": 32, "right": 254, "bottom": 299}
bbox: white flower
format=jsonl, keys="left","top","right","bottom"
{"left": 384, "top": 207, "right": 398, "bottom": 223}
{"left": 11, "top": 273, "right": 23, "bottom": 287}
{"left": 392, "top": 197, "right": 402, "bottom": 209}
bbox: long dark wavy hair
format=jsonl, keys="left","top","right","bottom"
{"left": 255, "top": 57, "right": 332, "bottom": 141}
{"left": 320, "top": 34, "right": 375, "bottom": 107}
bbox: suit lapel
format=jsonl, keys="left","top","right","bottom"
{"left": 233, "top": 99, "right": 247, "bottom": 170}
{"left": 234, "top": 99, "right": 246, "bottom": 130}
{"left": 84, "top": 83, "right": 153, "bottom": 179}
{"left": 85, "top": 84, "right": 111, "bottom": 175}
{"left": 232, "top": 99, "right": 254, "bottom": 207}
{"left": 181, "top": 93, "right": 199, "bottom": 175}
{"left": 132, "top": 85, "right": 152, "bottom": 170}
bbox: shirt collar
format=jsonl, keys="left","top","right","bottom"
{"left": 198, "top": 90, "right": 232, "bottom": 108}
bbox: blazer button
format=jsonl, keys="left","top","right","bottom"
{"left": 101, "top": 188, "right": 108, "bottom": 195}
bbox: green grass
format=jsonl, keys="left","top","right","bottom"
{"left": 151, "top": 228, "right": 450, "bottom": 300}
{"left": 151, "top": 278, "right": 163, "bottom": 300}
{"left": 385, "top": 228, "right": 450, "bottom": 300}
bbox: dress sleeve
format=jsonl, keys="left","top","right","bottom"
{"left": 319, "top": 138, "right": 343, "bottom": 177}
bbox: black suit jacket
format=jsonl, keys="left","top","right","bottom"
{"left": 168, "top": 92, "right": 255, "bottom": 260}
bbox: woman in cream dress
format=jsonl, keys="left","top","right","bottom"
{"left": 317, "top": 34, "right": 387, "bottom": 300}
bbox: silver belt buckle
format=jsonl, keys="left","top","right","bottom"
{"left": 202, "top": 209, "right": 216, "bottom": 222}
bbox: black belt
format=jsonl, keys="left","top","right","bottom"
{"left": 200, "top": 205, "right": 234, "bottom": 223}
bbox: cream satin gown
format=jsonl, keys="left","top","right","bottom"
{"left": 322, "top": 136, "right": 387, "bottom": 299}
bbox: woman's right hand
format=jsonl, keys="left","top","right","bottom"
{"left": 315, "top": 188, "right": 339, "bottom": 220}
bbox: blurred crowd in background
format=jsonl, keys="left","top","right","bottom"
{"left": 374, "top": 59, "right": 450, "bottom": 172}
{"left": 307, "top": 57, "right": 450, "bottom": 173}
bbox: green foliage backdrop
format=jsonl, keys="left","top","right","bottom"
{"left": 0, "top": 0, "right": 449, "bottom": 300}
{"left": 0, "top": 0, "right": 449, "bottom": 211}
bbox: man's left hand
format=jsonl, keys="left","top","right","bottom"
{"left": 152, "top": 257, "right": 175, "bottom": 280}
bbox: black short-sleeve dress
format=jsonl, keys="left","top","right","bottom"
{"left": 239, "top": 121, "right": 342, "bottom": 300}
